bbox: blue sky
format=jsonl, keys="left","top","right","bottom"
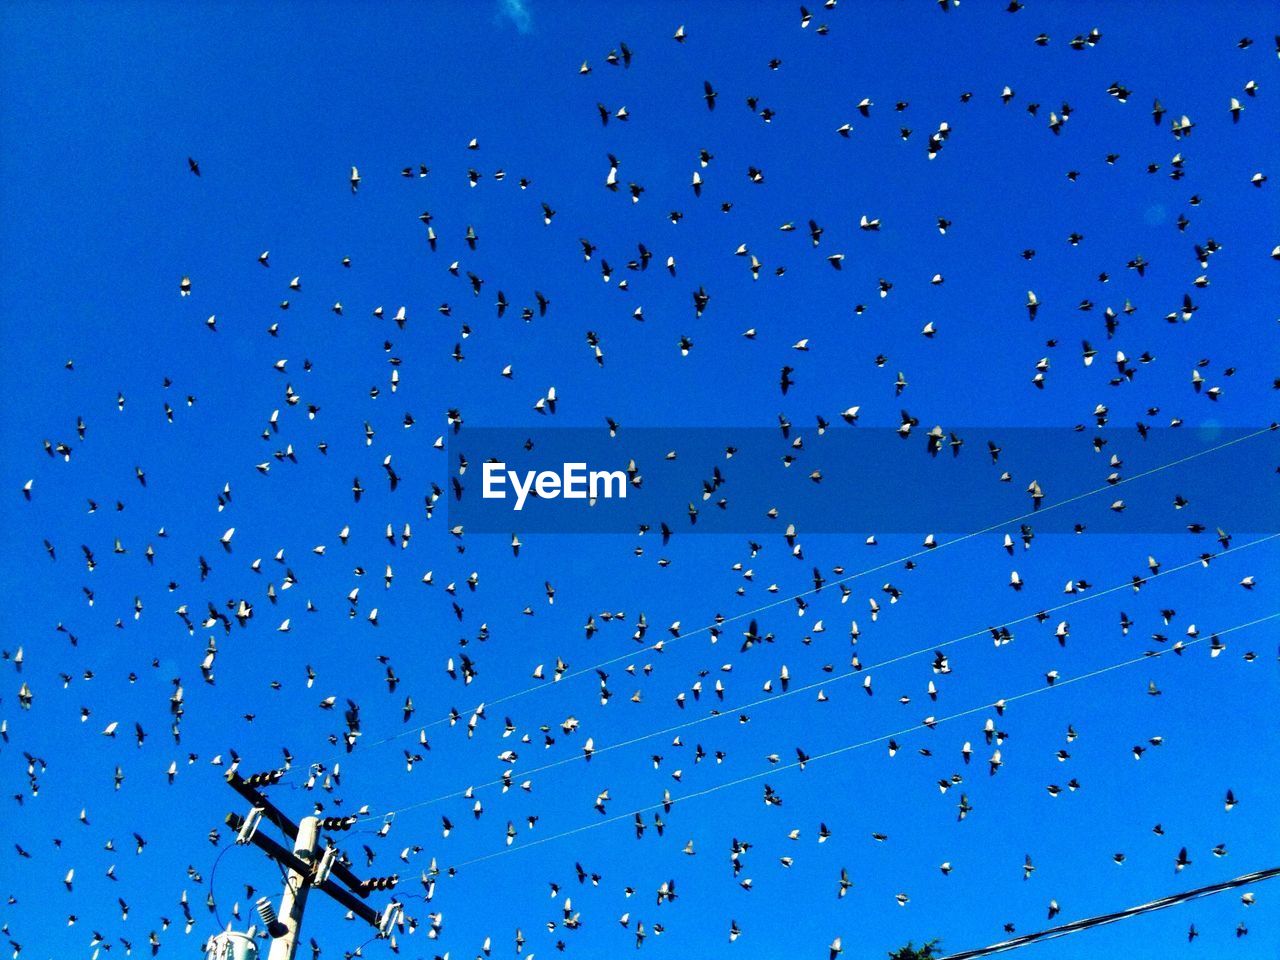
{"left": 1, "top": 2, "right": 1278, "bottom": 959}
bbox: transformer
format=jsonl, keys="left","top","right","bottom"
{"left": 204, "top": 931, "right": 258, "bottom": 960}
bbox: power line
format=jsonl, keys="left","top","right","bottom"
{"left": 290, "top": 425, "right": 1276, "bottom": 781}
{"left": 207, "top": 843, "right": 233, "bottom": 929}
{"left": 937, "top": 865, "right": 1280, "bottom": 960}
{"left": 442, "top": 612, "right": 1278, "bottom": 871}
{"left": 365, "top": 534, "right": 1277, "bottom": 823}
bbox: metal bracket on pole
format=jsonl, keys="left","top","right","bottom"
{"left": 236, "top": 806, "right": 265, "bottom": 845}
{"left": 314, "top": 845, "right": 337, "bottom": 886}
{"left": 378, "top": 901, "right": 403, "bottom": 937}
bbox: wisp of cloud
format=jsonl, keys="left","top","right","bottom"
{"left": 498, "top": 0, "right": 532, "bottom": 33}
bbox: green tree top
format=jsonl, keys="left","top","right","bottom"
{"left": 888, "top": 941, "right": 941, "bottom": 960}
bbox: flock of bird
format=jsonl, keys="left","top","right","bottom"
{"left": 3, "top": 5, "right": 1279, "bottom": 960}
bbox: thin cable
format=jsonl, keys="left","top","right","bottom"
{"left": 937, "top": 865, "right": 1280, "bottom": 960}
{"left": 341, "top": 932, "right": 381, "bottom": 958}
{"left": 446, "top": 612, "right": 1279, "bottom": 870}
{"left": 366, "top": 533, "right": 1278, "bottom": 822}
{"left": 207, "top": 843, "right": 232, "bottom": 930}
{"left": 291, "top": 425, "right": 1275, "bottom": 779}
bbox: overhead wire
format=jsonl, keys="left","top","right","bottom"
{"left": 442, "top": 612, "right": 1279, "bottom": 871}
{"left": 937, "top": 865, "right": 1280, "bottom": 959}
{"left": 363, "top": 533, "right": 1278, "bottom": 823}
{"left": 289, "top": 425, "right": 1276, "bottom": 780}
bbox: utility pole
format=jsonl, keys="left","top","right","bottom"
{"left": 219, "top": 768, "right": 401, "bottom": 960}
{"left": 268, "top": 829, "right": 312, "bottom": 960}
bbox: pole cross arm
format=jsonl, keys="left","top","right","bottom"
{"left": 225, "top": 812, "right": 381, "bottom": 927}
{"left": 225, "top": 770, "right": 372, "bottom": 897}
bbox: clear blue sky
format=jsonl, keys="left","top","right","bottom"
{"left": 1, "top": 2, "right": 1278, "bottom": 959}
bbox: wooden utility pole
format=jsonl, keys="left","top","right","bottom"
{"left": 267, "top": 834, "right": 312, "bottom": 960}
{"left": 222, "top": 768, "right": 401, "bottom": 960}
